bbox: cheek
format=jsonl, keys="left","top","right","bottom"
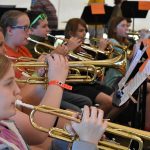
{"left": 117, "top": 28, "right": 123, "bottom": 35}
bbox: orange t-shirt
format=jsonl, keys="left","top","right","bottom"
{"left": 5, "top": 44, "right": 32, "bottom": 79}
{"left": 5, "top": 44, "right": 32, "bottom": 58}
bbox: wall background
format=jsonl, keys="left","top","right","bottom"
{"left": 0, "top": 0, "right": 150, "bottom": 31}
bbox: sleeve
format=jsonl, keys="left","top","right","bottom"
{"left": 72, "top": 141, "right": 98, "bottom": 150}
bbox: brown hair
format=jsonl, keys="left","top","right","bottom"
{"left": 0, "top": 10, "right": 27, "bottom": 36}
{"left": 108, "top": 16, "right": 127, "bottom": 42}
{"left": 0, "top": 27, "right": 3, "bottom": 34}
{"left": 0, "top": 54, "right": 11, "bottom": 79}
{"left": 64, "top": 18, "right": 87, "bottom": 38}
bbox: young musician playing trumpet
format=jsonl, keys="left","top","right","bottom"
{"left": 63, "top": 18, "right": 113, "bottom": 115}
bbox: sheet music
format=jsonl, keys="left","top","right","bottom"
{"left": 118, "top": 47, "right": 146, "bottom": 90}
{"left": 119, "top": 60, "right": 150, "bottom": 106}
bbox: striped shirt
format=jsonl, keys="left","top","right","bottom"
{"left": 0, "top": 120, "right": 28, "bottom": 150}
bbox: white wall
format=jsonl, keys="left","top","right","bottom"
{"left": 0, "top": 0, "right": 149, "bottom": 30}
{"left": 51, "top": 0, "right": 150, "bottom": 31}
{"left": 0, "top": 0, "right": 31, "bottom": 10}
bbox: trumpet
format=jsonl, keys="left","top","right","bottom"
{"left": 28, "top": 37, "right": 92, "bottom": 61}
{"left": 15, "top": 100, "right": 150, "bottom": 150}
{"left": 14, "top": 60, "right": 98, "bottom": 83}
{"left": 14, "top": 52, "right": 126, "bottom": 85}
{"left": 47, "top": 34, "right": 113, "bottom": 58}
{"left": 27, "top": 37, "right": 55, "bottom": 55}
{"left": 91, "top": 37, "right": 133, "bottom": 57}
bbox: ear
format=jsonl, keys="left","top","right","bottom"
{"left": 6, "top": 26, "right": 14, "bottom": 36}
{"left": 69, "top": 31, "right": 74, "bottom": 37}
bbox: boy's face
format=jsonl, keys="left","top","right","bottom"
{"left": 10, "top": 14, "right": 30, "bottom": 46}
{"left": 31, "top": 19, "right": 50, "bottom": 38}
{"left": 72, "top": 24, "right": 86, "bottom": 42}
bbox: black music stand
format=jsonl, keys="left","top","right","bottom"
{"left": 0, "top": 6, "right": 27, "bottom": 18}
{"left": 81, "top": 5, "right": 113, "bottom": 38}
{"left": 121, "top": 1, "right": 148, "bottom": 31}
{"left": 81, "top": 5, "right": 113, "bottom": 25}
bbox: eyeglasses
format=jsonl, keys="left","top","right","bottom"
{"left": 30, "top": 13, "right": 47, "bottom": 27}
{"left": 11, "top": 25, "right": 30, "bottom": 32}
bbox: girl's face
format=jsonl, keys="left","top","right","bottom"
{"left": 116, "top": 19, "right": 128, "bottom": 38}
{"left": 0, "top": 66, "right": 20, "bottom": 120}
{"left": 11, "top": 14, "right": 30, "bottom": 46}
{"left": 31, "top": 19, "right": 50, "bottom": 38}
{"left": 73, "top": 24, "right": 86, "bottom": 41}
{"left": 0, "top": 32, "right": 6, "bottom": 54}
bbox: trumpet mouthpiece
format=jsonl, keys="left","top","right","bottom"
{"left": 15, "top": 100, "right": 34, "bottom": 110}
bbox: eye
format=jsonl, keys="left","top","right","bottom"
{"left": 5, "top": 79, "right": 14, "bottom": 86}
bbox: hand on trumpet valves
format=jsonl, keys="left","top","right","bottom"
{"left": 46, "top": 54, "right": 69, "bottom": 82}
{"left": 36, "top": 54, "right": 48, "bottom": 77}
{"left": 66, "top": 37, "right": 82, "bottom": 52}
{"left": 98, "top": 38, "right": 109, "bottom": 51}
{"left": 52, "top": 44, "right": 69, "bottom": 56}
{"left": 65, "top": 105, "right": 107, "bottom": 145}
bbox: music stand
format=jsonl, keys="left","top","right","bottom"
{"left": 81, "top": 5, "right": 113, "bottom": 39}
{"left": 0, "top": 6, "right": 27, "bottom": 19}
{"left": 81, "top": 5, "right": 113, "bottom": 25}
{"left": 121, "top": 1, "right": 148, "bottom": 31}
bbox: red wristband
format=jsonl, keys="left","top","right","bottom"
{"left": 48, "top": 80, "right": 72, "bottom": 90}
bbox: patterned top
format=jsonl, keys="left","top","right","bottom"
{"left": 31, "top": 0, "right": 58, "bottom": 29}
{"left": 0, "top": 120, "right": 28, "bottom": 150}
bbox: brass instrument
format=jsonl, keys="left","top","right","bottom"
{"left": 14, "top": 52, "right": 126, "bottom": 85}
{"left": 15, "top": 100, "right": 150, "bottom": 150}
{"left": 28, "top": 37, "right": 92, "bottom": 61}
{"left": 14, "top": 60, "right": 97, "bottom": 83}
{"left": 47, "top": 34, "right": 113, "bottom": 59}
{"left": 91, "top": 37, "right": 132, "bottom": 57}
{"left": 27, "top": 37, "right": 55, "bottom": 55}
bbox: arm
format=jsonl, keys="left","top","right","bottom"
{"left": 11, "top": 54, "right": 69, "bottom": 145}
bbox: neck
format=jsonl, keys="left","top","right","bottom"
{"left": 5, "top": 37, "right": 19, "bottom": 52}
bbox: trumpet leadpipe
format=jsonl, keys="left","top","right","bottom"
{"left": 27, "top": 37, "right": 55, "bottom": 50}
{"left": 15, "top": 100, "right": 80, "bottom": 123}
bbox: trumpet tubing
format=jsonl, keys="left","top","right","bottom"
{"left": 14, "top": 61, "right": 98, "bottom": 83}
{"left": 14, "top": 52, "right": 126, "bottom": 76}
{"left": 47, "top": 34, "right": 113, "bottom": 59}
{"left": 91, "top": 37, "right": 132, "bottom": 57}
{"left": 15, "top": 100, "right": 150, "bottom": 150}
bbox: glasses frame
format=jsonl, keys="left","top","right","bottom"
{"left": 30, "top": 13, "right": 47, "bottom": 27}
{"left": 11, "top": 25, "right": 30, "bottom": 32}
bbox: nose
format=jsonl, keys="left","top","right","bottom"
{"left": 14, "top": 81, "right": 21, "bottom": 96}
{"left": 27, "top": 28, "right": 31, "bottom": 35}
{"left": 47, "top": 26, "right": 51, "bottom": 33}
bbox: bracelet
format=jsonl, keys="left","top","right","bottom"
{"left": 48, "top": 80, "right": 72, "bottom": 90}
